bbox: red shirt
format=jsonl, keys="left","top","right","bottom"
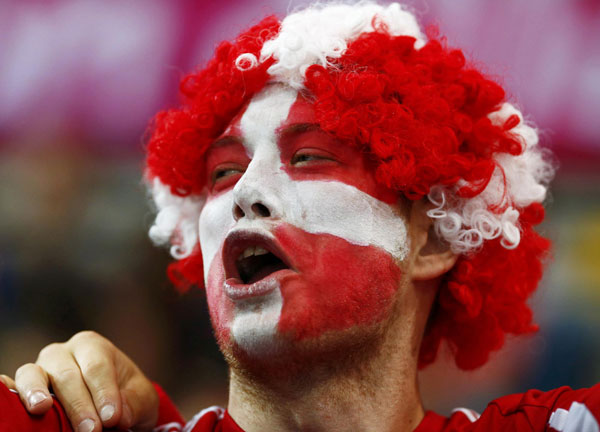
{"left": 1, "top": 382, "right": 599, "bottom": 431}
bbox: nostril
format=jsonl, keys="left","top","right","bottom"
{"left": 234, "top": 205, "right": 245, "bottom": 220}
{"left": 252, "top": 203, "right": 271, "bottom": 218}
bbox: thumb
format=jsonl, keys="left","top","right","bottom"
{"left": 0, "top": 375, "right": 16, "bottom": 390}
{"left": 117, "top": 377, "right": 159, "bottom": 431}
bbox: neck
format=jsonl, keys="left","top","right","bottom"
{"left": 226, "top": 290, "right": 427, "bottom": 432}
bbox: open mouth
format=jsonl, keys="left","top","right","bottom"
{"left": 236, "top": 246, "right": 288, "bottom": 284}
{"left": 223, "top": 231, "right": 293, "bottom": 286}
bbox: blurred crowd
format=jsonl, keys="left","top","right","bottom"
{"left": 0, "top": 0, "right": 599, "bottom": 418}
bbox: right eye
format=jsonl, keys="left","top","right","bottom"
{"left": 214, "top": 167, "right": 243, "bottom": 180}
{"left": 210, "top": 165, "right": 245, "bottom": 190}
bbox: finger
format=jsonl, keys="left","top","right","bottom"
{"left": 37, "top": 344, "right": 101, "bottom": 432}
{"left": 0, "top": 374, "right": 16, "bottom": 390}
{"left": 69, "top": 335, "right": 122, "bottom": 427}
{"left": 118, "top": 375, "right": 159, "bottom": 431}
{"left": 14, "top": 363, "right": 53, "bottom": 415}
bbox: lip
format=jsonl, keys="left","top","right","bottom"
{"left": 224, "top": 270, "right": 292, "bottom": 300}
{"left": 221, "top": 229, "right": 295, "bottom": 300}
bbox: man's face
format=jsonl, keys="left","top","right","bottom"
{"left": 199, "top": 84, "right": 410, "bottom": 358}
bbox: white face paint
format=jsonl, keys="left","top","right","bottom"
{"left": 199, "top": 84, "right": 409, "bottom": 354}
{"left": 229, "top": 289, "right": 284, "bottom": 357}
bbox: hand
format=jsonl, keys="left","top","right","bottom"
{"left": 4, "top": 331, "right": 159, "bottom": 432}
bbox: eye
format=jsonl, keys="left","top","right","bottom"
{"left": 211, "top": 165, "right": 245, "bottom": 188}
{"left": 291, "top": 150, "right": 336, "bottom": 166}
{"left": 214, "top": 168, "right": 242, "bottom": 180}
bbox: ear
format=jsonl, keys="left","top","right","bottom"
{"left": 407, "top": 199, "right": 459, "bottom": 281}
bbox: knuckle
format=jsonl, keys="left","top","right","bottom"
{"left": 69, "top": 331, "right": 110, "bottom": 350}
{"left": 38, "top": 343, "right": 65, "bottom": 360}
{"left": 79, "top": 359, "right": 106, "bottom": 378}
{"left": 15, "top": 363, "right": 40, "bottom": 380}
{"left": 70, "top": 330, "right": 100, "bottom": 344}
{"left": 50, "top": 368, "right": 79, "bottom": 385}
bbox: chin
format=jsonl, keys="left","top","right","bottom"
{"left": 207, "top": 276, "right": 396, "bottom": 368}
{"left": 215, "top": 303, "right": 390, "bottom": 384}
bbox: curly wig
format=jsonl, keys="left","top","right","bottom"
{"left": 145, "top": 2, "right": 553, "bottom": 370}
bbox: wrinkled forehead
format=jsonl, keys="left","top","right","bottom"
{"left": 221, "top": 84, "right": 316, "bottom": 156}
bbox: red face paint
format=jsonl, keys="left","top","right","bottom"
{"left": 204, "top": 140, "right": 249, "bottom": 196}
{"left": 274, "top": 224, "right": 402, "bottom": 340}
{"left": 206, "top": 222, "right": 402, "bottom": 347}
{"left": 203, "top": 93, "right": 398, "bottom": 203}
{"left": 278, "top": 94, "right": 398, "bottom": 205}
{"left": 200, "top": 86, "right": 407, "bottom": 354}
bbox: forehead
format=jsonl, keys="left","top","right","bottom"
{"left": 220, "top": 85, "right": 314, "bottom": 152}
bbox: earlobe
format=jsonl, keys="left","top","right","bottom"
{"left": 406, "top": 200, "right": 459, "bottom": 282}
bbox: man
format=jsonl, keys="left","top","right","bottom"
{"left": 1, "top": 2, "right": 598, "bottom": 431}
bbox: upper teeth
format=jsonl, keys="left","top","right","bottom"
{"left": 239, "top": 246, "right": 269, "bottom": 260}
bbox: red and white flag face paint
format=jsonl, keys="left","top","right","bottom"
{"left": 199, "top": 84, "right": 409, "bottom": 357}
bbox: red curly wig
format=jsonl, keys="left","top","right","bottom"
{"left": 145, "top": 9, "right": 551, "bottom": 370}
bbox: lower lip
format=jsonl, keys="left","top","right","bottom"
{"left": 224, "top": 269, "right": 293, "bottom": 300}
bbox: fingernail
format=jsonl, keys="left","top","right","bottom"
{"left": 28, "top": 391, "right": 47, "bottom": 407}
{"left": 100, "top": 404, "right": 115, "bottom": 422}
{"left": 77, "top": 418, "right": 95, "bottom": 432}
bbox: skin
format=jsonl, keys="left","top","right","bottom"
{"left": 201, "top": 85, "right": 410, "bottom": 360}
{"left": 2, "top": 331, "right": 158, "bottom": 432}
{"left": 3, "top": 85, "right": 458, "bottom": 432}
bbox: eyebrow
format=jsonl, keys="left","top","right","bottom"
{"left": 278, "top": 122, "right": 320, "bottom": 138}
{"left": 210, "top": 135, "right": 243, "bottom": 148}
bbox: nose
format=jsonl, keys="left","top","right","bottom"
{"left": 233, "top": 201, "right": 271, "bottom": 221}
{"left": 231, "top": 163, "right": 281, "bottom": 222}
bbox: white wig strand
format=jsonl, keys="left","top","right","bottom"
{"left": 237, "top": 2, "right": 425, "bottom": 88}
{"left": 148, "top": 177, "right": 204, "bottom": 259}
{"left": 427, "top": 102, "right": 554, "bottom": 254}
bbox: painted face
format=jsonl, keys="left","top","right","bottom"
{"left": 199, "top": 84, "right": 409, "bottom": 357}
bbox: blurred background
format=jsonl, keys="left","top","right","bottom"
{"left": 0, "top": 0, "right": 599, "bottom": 418}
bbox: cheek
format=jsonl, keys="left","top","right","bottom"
{"left": 199, "top": 191, "right": 235, "bottom": 281}
{"left": 200, "top": 193, "right": 235, "bottom": 345}
{"left": 205, "top": 244, "right": 233, "bottom": 345}
{"left": 284, "top": 163, "right": 397, "bottom": 205}
{"left": 275, "top": 224, "right": 403, "bottom": 341}
{"left": 290, "top": 180, "right": 409, "bottom": 261}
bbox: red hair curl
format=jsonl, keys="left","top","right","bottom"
{"left": 146, "top": 17, "right": 551, "bottom": 370}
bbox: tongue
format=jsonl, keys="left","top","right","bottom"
{"left": 247, "top": 262, "right": 287, "bottom": 284}
{"left": 238, "top": 253, "right": 287, "bottom": 284}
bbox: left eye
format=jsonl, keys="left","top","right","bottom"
{"left": 291, "top": 152, "right": 335, "bottom": 166}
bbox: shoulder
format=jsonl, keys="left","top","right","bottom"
{"left": 484, "top": 384, "right": 600, "bottom": 431}
{"left": 418, "top": 384, "right": 600, "bottom": 432}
